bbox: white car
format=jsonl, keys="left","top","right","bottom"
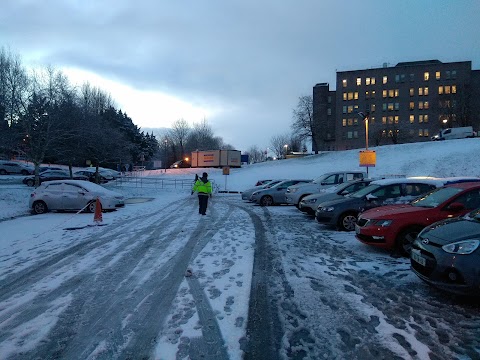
{"left": 0, "top": 160, "right": 34, "bottom": 175}
{"left": 29, "top": 179, "right": 125, "bottom": 214}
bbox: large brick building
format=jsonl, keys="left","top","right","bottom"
{"left": 313, "top": 60, "right": 480, "bottom": 151}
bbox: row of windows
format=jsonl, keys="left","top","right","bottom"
{"left": 343, "top": 129, "right": 430, "bottom": 140}
{"left": 342, "top": 70, "right": 458, "bottom": 87}
{"left": 342, "top": 85, "right": 457, "bottom": 101}
{"left": 341, "top": 98, "right": 461, "bottom": 114}
{"left": 342, "top": 114, "right": 430, "bottom": 126}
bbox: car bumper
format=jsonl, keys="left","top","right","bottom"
{"left": 315, "top": 211, "right": 337, "bottom": 225}
{"left": 285, "top": 194, "right": 299, "bottom": 205}
{"left": 354, "top": 224, "right": 396, "bottom": 249}
{"left": 410, "top": 242, "right": 480, "bottom": 295}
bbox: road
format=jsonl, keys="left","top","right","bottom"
{"left": 0, "top": 194, "right": 479, "bottom": 359}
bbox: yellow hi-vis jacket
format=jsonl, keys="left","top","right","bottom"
{"left": 192, "top": 179, "right": 212, "bottom": 195}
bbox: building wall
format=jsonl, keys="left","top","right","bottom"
{"left": 314, "top": 60, "right": 478, "bottom": 151}
{"left": 312, "top": 83, "right": 337, "bottom": 151}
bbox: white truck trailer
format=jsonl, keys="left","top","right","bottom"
{"left": 191, "top": 150, "right": 242, "bottom": 168}
{"left": 431, "top": 126, "right": 475, "bottom": 140}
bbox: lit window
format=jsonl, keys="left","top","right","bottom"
{"left": 348, "top": 105, "right": 353, "bottom": 113}
{"left": 342, "top": 119, "right": 347, "bottom": 126}
{"left": 383, "top": 76, "right": 388, "bottom": 84}
{"left": 371, "top": 104, "right": 376, "bottom": 112}
{"left": 436, "top": 71, "right": 440, "bottom": 80}
{"left": 438, "top": 86, "right": 444, "bottom": 95}
{"left": 424, "top": 72, "right": 429, "bottom": 81}
{"left": 354, "top": 92, "right": 359, "bottom": 100}
{"left": 424, "top": 115, "right": 429, "bottom": 122}
{"left": 419, "top": 102, "right": 424, "bottom": 110}
{"left": 356, "top": 78, "right": 361, "bottom": 86}
{"left": 382, "top": 130, "right": 386, "bottom": 137}
{"left": 348, "top": 92, "right": 353, "bottom": 100}
{"left": 370, "top": 116, "right": 375, "bottom": 124}
{"left": 419, "top": 129, "right": 423, "bottom": 136}
{"left": 382, "top": 90, "right": 387, "bottom": 98}
{"left": 424, "top": 87, "right": 429, "bottom": 96}
{"left": 371, "top": 77, "right": 376, "bottom": 85}
{"left": 354, "top": 105, "right": 359, "bottom": 111}
{"left": 419, "top": 115, "right": 424, "bottom": 123}
{"left": 409, "top": 115, "right": 414, "bottom": 123}
{"left": 410, "top": 88, "right": 414, "bottom": 96}
{"left": 348, "top": 118, "right": 353, "bottom": 126}
{"left": 424, "top": 129, "right": 429, "bottom": 136}
{"left": 409, "top": 102, "right": 415, "bottom": 110}
{"left": 388, "top": 116, "right": 394, "bottom": 124}
{"left": 382, "top": 116, "right": 387, "bottom": 124}
{"left": 365, "top": 91, "right": 370, "bottom": 99}
{"left": 452, "top": 85, "right": 457, "bottom": 93}
{"left": 343, "top": 79, "right": 347, "bottom": 87}
{"left": 389, "top": 89, "right": 394, "bottom": 98}
{"left": 388, "top": 103, "right": 394, "bottom": 111}
{"left": 366, "top": 77, "right": 371, "bottom": 85}
{"left": 395, "top": 89, "right": 399, "bottom": 97}
{"left": 353, "top": 118, "right": 358, "bottom": 125}
{"left": 395, "top": 116, "right": 399, "bottom": 124}
{"left": 371, "top": 90, "right": 376, "bottom": 98}
{"left": 424, "top": 101, "right": 429, "bottom": 109}
{"left": 445, "top": 86, "right": 451, "bottom": 94}
{"left": 343, "top": 93, "right": 347, "bottom": 101}
{"left": 418, "top": 87, "right": 423, "bottom": 96}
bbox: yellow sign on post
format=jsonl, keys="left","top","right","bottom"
{"left": 222, "top": 167, "right": 230, "bottom": 175}
{"left": 359, "top": 150, "right": 376, "bottom": 167}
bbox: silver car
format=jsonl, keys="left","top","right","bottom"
{"left": 241, "top": 179, "right": 286, "bottom": 201}
{"left": 0, "top": 160, "right": 34, "bottom": 175}
{"left": 250, "top": 179, "right": 312, "bottom": 206}
{"left": 299, "top": 179, "right": 373, "bottom": 215}
{"left": 29, "top": 179, "right": 125, "bottom": 214}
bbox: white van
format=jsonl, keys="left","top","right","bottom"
{"left": 431, "top": 126, "right": 474, "bottom": 141}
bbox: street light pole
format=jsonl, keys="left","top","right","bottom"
{"left": 284, "top": 144, "right": 288, "bottom": 159}
{"left": 164, "top": 139, "right": 168, "bottom": 173}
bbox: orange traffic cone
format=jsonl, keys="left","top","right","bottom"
{"left": 94, "top": 197, "right": 103, "bottom": 223}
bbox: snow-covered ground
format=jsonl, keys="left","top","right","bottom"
{"left": 0, "top": 138, "right": 480, "bottom": 359}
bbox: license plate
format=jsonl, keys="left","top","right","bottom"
{"left": 411, "top": 249, "right": 426, "bottom": 266}
{"left": 355, "top": 225, "right": 361, "bottom": 234}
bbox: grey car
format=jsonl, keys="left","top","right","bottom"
{"left": 298, "top": 179, "right": 373, "bottom": 215}
{"left": 241, "top": 179, "right": 286, "bottom": 201}
{"left": 411, "top": 207, "right": 480, "bottom": 296}
{"left": 250, "top": 179, "right": 312, "bottom": 206}
{"left": 0, "top": 160, "right": 34, "bottom": 175}
{"left": 315, "top": 178, "right": 443, "bottom": 231}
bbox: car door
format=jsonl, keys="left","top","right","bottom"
{"left": 272, "top": 180, "right": 302, "bottom": 203}
{"left": 41, "top": 182, "right": 65, "bottom": 210}
{"left": 61, "top": 183, "right": 89, "bottom": 210}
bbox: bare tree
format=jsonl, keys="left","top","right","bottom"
{"left": 169, "top": 118, "right": 190, "bottom": 160}
{"left": 270, "top": 134, "right": 290, "bottom": 159}
{"left": 245, "top": 145, "right": 265, "bottom": 163}
{"left": 291, "top": 95, "right": 316, "bottom": 152}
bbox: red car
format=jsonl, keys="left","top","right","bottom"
{"left": 355, "top": 182, "right": 480, "bottom": 256}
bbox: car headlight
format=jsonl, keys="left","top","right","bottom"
{"left": 372, "top": 219, "right": 393, "bottom": 227}
{"left": 442, "top": 240, "right": 480, "bottom": 255}
{"left": 319, "top": 206, "right": 334, "bottom": 212}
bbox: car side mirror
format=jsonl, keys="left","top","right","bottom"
{"left": 448, "top": 202, "right": 465, "bottom": 212}
{"left": 366, "top": 194, "right": 377, "bottom": 201}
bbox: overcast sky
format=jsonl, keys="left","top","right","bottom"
{"left": 1, "top": 0, "right": 479, "bottom": 152}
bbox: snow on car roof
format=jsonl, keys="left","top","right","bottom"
{"left": 41, "top": 179, "right": 121, "bottom": 195}
{"left": 370, "top": 176, "right": 480, "bottom": 187}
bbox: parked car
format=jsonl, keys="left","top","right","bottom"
{"left": 23, "top": 170, "right": 89, "bottom": 186}
{"left": 29, "top": 179, "right": 125, "bottom": 214}
{"left": 74, "top": 169, "right": 114, "bottom": 184}
{"left": 410, "top": 207, "right": 480, "bottom": 296}
{"left": 315, "top": 178, "right": 446, "bottom": 231}
{"left": 170, "top": 160, "right": 190, "bottom": 168}
{"left": 39, "top": 166, "right": 64, "bottom": 173}
{"left": 250, "top": 179, "right": 312, "bottom": 206}
{"left": 299, "top": 179, "right": 374, "bottom": 215}
{"left": 241, "top": 179, "right": 286, "bottom": 201}
{"left": 0, "top": 160, "right": 34, "bottom": 175}
{"left": 285, "top": 171, "right": 366, "bottom": 208}
{"left": 356, "top": 181, "right": 480, "bottom": 255}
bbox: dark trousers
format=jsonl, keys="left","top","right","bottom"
{"left": 198, "top": 194, "right": 209, "bottom": 215}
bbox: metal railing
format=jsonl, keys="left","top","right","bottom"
{"left": 113, "top": 176, "right": 218, "bottom": 192}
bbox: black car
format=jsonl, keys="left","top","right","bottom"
{"left": 411, "top": 208, "right": 480, "bottom": 296}
{"left": 74, "top": 170, "right": 113, "bottom": 184}
{"left": 23, "top": 170, "right": 89, "bottom": 186}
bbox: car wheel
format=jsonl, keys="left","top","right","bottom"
{"left": 87, "top": 201, "right": 96, "bottom": 213}
{"left": 338, "top": 212, "right": 358, "bottom": 231}
{"left": 32, "top": 201, "right": 48, "bottom": 214}
{"left": 396, "top": 226, "right": 424, "bottom": 257}
{"left": 0, "top": 169, "right": 7, "bottom": 175}
{"left": 260, "top": 195, "right": 274, "bottom": 206}
{"left": 26, "top": 179, "right": 35, "bottom": 187}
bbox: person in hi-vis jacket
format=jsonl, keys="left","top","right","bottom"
{"left": 192, "top": 172, "right": 212, "bottom": 215}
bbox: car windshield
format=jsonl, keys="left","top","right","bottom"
{"left": 312, "top": 175, "right": 329, "bottom": 184}
{"left": 350, "top": 184, "right": 381, "bottom": 198}
{"left": 410, "top": 187, "right": 464, "bottom": 208}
